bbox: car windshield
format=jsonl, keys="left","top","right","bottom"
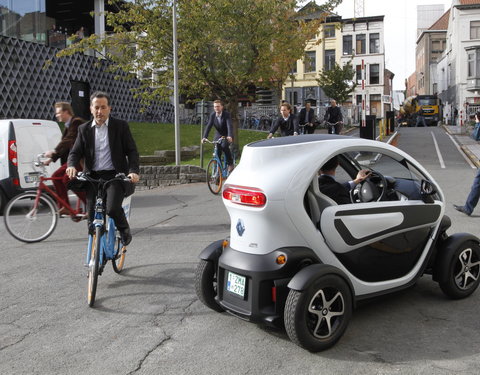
{"left": 417, "top": 98, "right": 437, "bottom": 106}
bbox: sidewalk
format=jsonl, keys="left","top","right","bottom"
{"left": 443, "top": 125, "right": 480, "bottom": 168}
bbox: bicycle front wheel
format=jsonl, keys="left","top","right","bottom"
{"left": 87, "top": 226, "right": 101, "bottom": 307}
{"left": 112, "top": 234, "right": 126, "bottom": 273}
{"left": 4, "top": 192, "right": 58, "bottom": 243}
{"left": 206, "top": 159, "right": 223, "bottom": 195}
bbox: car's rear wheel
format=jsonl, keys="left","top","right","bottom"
{"left": 438, "top": 240, "right": 480, "bottom": 299}
{"left": 284, "top": 274, "right": 352, "bottom": 352}
{"left": 194, "top": 259, "right": 224, "bottom": 312}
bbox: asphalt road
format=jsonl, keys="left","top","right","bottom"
{"left": 1, "top": 126, "right": 480, "bottom": 375}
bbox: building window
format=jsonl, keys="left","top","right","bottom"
{"left": 369, "top": 33, "right": 380, "bottom": 53}
{"left": 324, "top": 25, "right": 335, "bottom": 38}
{"left": 369, "top": 64, "right": 380, "bottom": 84}
{"left": 356, "top": 64, "right": 362, "bottom": 83}
{"left": 324, "top": 50, "right": 335, "bottom": 71}
{"left": 290, "top": 62, "right": 297, "bottom": 74}
{"left": 343, "top": 35, "right": 352, "bottom": 55}
{"left": 356, "top": 34, "right": 366, "bottom": 54}
{"left": 471, "top": 21, "right": 480, "bottom": 39}
{"left": 304, "top": 51, "right": 316, "bottom": 73}
{"left": 467, "top": 49, "right": 480, "bottom": 78}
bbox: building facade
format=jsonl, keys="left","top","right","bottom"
{"left": 432, "top": 0, "right": 480, "bottom": 121}
{"left": 340, "top": 16, "right": 388, "bottom": 118}
{"left": 0, "top": 0, "right": 163, "bottom": 121}
{"left": 284, "top": 14, "right": 342, "bottom": 107}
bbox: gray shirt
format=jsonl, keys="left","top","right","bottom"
{"left": 91, "top": 118, "right": 114, "bottom": 171}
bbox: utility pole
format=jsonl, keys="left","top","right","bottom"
{"left": 172, "top": 0, "right": 180, "bottom": 165}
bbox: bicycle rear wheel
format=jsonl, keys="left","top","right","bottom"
{"left": 87, "top": 226, "right": 101, "bottom": 307}
{"left": 4, "top": 192, "right": 58, "bottom": 243}
{"left": 206, "top": 159, "right": 223, "bottom": 195}
{"left": 112, "top": 233, "right": 127, "bottom": 273}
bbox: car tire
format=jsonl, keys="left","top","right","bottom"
{"left": 437, "top": 240, "right": 480, "bottom": 299}
{"left": 0, "top": 189, "right": 5, "bottom": 215}
{"left": 194, "top": 259, "right": 224, "bottom": 312}
{"left": 284, "top": 274, "right": 352, "bottom": 352}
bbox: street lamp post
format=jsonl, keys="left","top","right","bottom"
{"left": 173, "top": 0, "right": 180, "bottom": 165}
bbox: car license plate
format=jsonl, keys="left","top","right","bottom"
{"left": 25, "top": 174, "right": 40, "bottom": 183}
{"left": 226, "top": 271, "right": 246, "bottom": 298}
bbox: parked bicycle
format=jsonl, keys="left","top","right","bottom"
{"left": 4, "top": 154, "right": 86, "bottom": 243}
{"left": 203, "top": 137, "right": 235, "bottom": 195}
{"left": 76, "top": 172, "right": 131, "bottom": 307}
{"left": 326, "top": 121, "right": 343, "bottom": 135}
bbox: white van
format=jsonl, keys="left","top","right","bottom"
{"left": 0, "top": 119, "right": 62, "bottom": 213}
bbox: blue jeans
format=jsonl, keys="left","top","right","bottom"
{"left": 464, "top": 169, "right": 480, "bottom": 214}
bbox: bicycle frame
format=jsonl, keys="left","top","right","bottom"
{"left": 211, "top": 142, "right": 230, "bottom": 178}
{"left": 34, "top": 176, "right": 83, "bottom": 216}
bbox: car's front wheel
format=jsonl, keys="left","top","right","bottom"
{"left": 194, "top": 259, "right": 224, "bottom": 312}
{"left": 437, "top": 240, "right": 480, "bottom": 299}
{"left": 284, "top": 274, "right": 352, "bottom": 352}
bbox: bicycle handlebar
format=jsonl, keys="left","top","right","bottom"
{"left": 76, "top": 172, "right": 131, "bottom": 184}
{"left": 203, "top": 137, "right": 225, "bottom": 145}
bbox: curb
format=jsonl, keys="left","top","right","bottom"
{"left": 442, "top": 124, "right": 480, "bottom": 168}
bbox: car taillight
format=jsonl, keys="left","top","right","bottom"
{"left": 223, "top": 185, "right": 267, "bottom": 207}
{"left": 8, "top": 140, "right": 18, "bottom": 166}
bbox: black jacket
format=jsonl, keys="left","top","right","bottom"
{"left": 67, "top": 117, "right": 139, "bottom": 175}
{"left": 299, "top": 108, "right": 315, "bottom": 125}
{"left": 269, "top": 114, "right": 299, "bottom": 136}
{"left": 318, "top": 175, "right": 351, "bottom": 204}
{"left": 203, "top": 111, "right": 233, "bottom": 140}
{"left": 324, "top": 106, "right": 343, "bottom": 123}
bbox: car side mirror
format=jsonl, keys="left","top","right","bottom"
{"left": 420, "top": 180, "right": 436, "bottom": 203}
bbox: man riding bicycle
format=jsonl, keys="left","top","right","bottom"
{"left": 202, "top": 99, "right": 234, "bottom": 173}
{"left": 324, "top": 99, "right": 343, "bottom": 135}
{"left": 66, "top": 91, "right": 139, "bottom": 246}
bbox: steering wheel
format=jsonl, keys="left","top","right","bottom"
{"left": 352, "top": 169, "right": 388, "bottom": 202}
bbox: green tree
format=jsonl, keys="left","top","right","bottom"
{"left": 316, "top": 61, "right": 357, "bottom": 104}
{"left": 56, "top": 0, "right": 342, "bottom": 144}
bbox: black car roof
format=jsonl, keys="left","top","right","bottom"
{"left": 248, "top": 134, "right": 348, "bottom": 148}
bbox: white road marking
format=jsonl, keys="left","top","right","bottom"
{"left": 445, "top": 132, "right": 477, "bottom": 169}
{"left": 431, "top": 132, "right": 445, "bottom": 169}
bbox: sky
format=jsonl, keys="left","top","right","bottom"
{"left": 328, "top": 0, "right": 453, "bottom": 90}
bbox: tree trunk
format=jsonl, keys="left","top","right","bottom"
{"left": 226, "top": 99, "right": 240, "bottom": 158}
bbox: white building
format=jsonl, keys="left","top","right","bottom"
{"left": 433, "top": 0, "right": 480, "bottom": 121}
{"left": 340, "top": 16, "right": 391, "bottom": 118}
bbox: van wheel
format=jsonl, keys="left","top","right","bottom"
{"left": 284, "top": 274, "right": 352, "bottom": 352}
{"left": 0, "top": 190, "right": 5, "bottom": 215}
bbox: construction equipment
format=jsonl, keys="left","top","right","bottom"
{"left": 399, "top": 95, "right": 441, "bottom": 127}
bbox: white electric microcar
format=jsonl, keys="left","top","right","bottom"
{"left": 195, "top": 134, "right": 480, "bottom": 352}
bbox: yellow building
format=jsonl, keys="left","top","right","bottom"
{"left": 284, "top": 14, "right": 342, "bottom": 107}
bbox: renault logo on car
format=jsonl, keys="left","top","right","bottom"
{"left": 236, "top": 219, "right": 245, "bottom": 236}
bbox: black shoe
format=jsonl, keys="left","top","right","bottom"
{"left": 120, "top": 228, "right": 132, "bottom": 246}
{"left": 453, "top": 204, "right": 471, "bottom": 216}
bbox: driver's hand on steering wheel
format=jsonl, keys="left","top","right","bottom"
{"left": 354, "top": 169, "right": 371, "bottom": 185}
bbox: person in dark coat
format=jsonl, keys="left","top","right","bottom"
{"left": 267, "top": 102, "right": 299, "bottom": 138}
{"left": 202, "top": 99, "right": 234, "bottom": 172}
{"left": 318, "top": 156, "right": 371, "bottom": 204}
{"left": 299, "top": 101, "right": 316, "bottom": 134}
{"left": 324, "top": 99, "right": 343, "bottom": 134}
{"left": 44, "top": 102, "right": 86, "bottom": 214}
{"left": 66, "top": 91, "right": 140, "bottom": 246}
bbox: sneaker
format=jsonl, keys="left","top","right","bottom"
{"left": 453, "top": 204, "right": 471, "bottom": 216}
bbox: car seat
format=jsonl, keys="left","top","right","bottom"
{"left": 306, "top": 177, "right": 337, "bottom": 228}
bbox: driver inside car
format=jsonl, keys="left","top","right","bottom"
{"left": 318, "top": 156, "right": 371, "bottom": 204}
